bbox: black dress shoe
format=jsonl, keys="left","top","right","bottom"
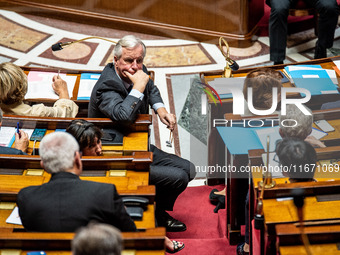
{"left": 273, "top": 61, "right": 283, "bottom": 65}
{"left": 156, "top": 211, "right": 187, "bottom": 232}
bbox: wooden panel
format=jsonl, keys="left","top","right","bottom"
{"left": 0, "top": 227, "right": 166, "bottom": 250}
{"left": 276, "top": 223, "right": 340, "bottom": 245}
{"left": 0, "top": 203, "right": 155, "bottom": 230}
{"left": 0, "top": 0, "right": 264, "bottom": 43}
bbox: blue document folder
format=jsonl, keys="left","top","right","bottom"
{"left": 216, "top": 126, "right": 264, "bottom": 155}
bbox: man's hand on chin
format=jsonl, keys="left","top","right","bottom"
{"left": 124, "top": 70, "right": 149, "bottom": 93}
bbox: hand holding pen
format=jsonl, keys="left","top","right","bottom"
{"left": 15, "top": 123, "right": 29, "bottom": 153}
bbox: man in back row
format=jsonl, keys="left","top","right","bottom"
{"left": 88, "top": 35, "right": 195, "bottom": 232}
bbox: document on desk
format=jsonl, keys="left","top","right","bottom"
{"left": 0, "top": 127, "right": 15, "bottom": 147}
{"left": 26, "top": 71, "right": 77, "bottom": 99}
{"left": 284, "top": 66, "right": 338, "bottom": 95}
{"left": 6, "top": 206, "right": 22, "bottom": 225}
{"left": 77, "top": 73, "right": 101, "bottom": 100}
{"left": 217, "top": 126, "right": 264, "bottom": 155}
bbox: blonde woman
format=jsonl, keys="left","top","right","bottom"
{"left": 0, "top": 62, "right": 78, "bottom": 117}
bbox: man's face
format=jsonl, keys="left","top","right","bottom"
{"left": 114, "top": 44, "right": 144, "bottom": 82}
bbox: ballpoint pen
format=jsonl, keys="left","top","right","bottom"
{"left": 16, "top": 122, "right": 21, "bottom": 138}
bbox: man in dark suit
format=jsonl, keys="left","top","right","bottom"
{"left": 17, "top": 132, "right": 136, "bottom": 232}
{"left": 88, "top": 35, "right": 195, "bottom": 232}
{"left": 0, "top": 108, "right": 29, "bottom": 155}
{"left": 267, "top": 0, "right": 339, "bottom": 65}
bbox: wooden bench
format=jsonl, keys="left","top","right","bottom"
{"left": 2, "top": 114, "right": 151, "bottom": 155}
{"left": 0, "top": 227, "right": 166, "bottom": 254}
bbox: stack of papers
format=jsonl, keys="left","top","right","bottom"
{"left": 284, "top": 65, "right": 338, "bottom": 96}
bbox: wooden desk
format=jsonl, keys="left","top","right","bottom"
{"left": 220, "top": 107, "right": 340, "bottom": 243}
{"left": 0, "top": 202, "right": 155, "bottom": 230}
{"left": 262, "top": 195, "right": 340, "bottom": 254}
{"left": 276, "top": 223, "right": 340, "bottom": 246}
{"left": 0, "top": 151, "right": 156, "bottom": 230}
{"left": 2, "top": 115, "right": 151, "bottom": 155}
{"left": 16, "top": 66, "right": 154, "bottom": 118}
{"left": 279, "top": 244, "right": 340, "bottom": 255}
{"left": 0, "top": 227, "right": 166, "bottom": 254}
{"left": 0, "top": 152, "right": 154, "bottom": 197}
{"left": 202, "top": 56, "right": 340, "bottom": 186}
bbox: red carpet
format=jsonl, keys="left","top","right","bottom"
{"left": 166, "top": 185, "right": 237, "bottom": 255}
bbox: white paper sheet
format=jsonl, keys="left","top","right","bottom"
{"left": 25, "top": 71, "right": 77, "bottom": 99}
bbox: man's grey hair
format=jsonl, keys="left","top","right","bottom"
{"left": 280, "top": 104, "right": 313, "bottom": 139}
{"left": 72, "top": 223, "right": 122, "bottom": 255}
{"left": 113, "top": 35, "right": 146, "bottom": 59}
{"left": 39, "top": 132, "right": 79, "bottom": 174}
{"left": 0, "top": 107, "right": 2, "bottom": 122}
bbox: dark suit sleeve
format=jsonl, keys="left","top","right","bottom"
{"left": 17, "top": 189, "right": 29, "bottom": 230}
{"left": 97, "top": 84, "right": 145, "bottom": 123}
{"left": 0, "top": 146, "right": 26, "bottom": 155}
{"left": 146, "top": 78, "right": 164, "bottom": 108}
{"left": 110, "top": 186, "right": 137, "bottom": 232}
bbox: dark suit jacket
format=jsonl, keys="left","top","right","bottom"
{"left": 0, "top": 146, "right": 26, "bottom": 155}
{"left": 17, "top": 172, "right": 136, "bottom": 232}
{"left": 88, "top": 63, "right": 163, "bottom": 123}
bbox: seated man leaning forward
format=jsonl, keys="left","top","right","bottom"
{"left": 17, "top": 132, "right": 184, "bottom": 253}
{"left": 88, "top": 35, "right": 195, "bottom": 232}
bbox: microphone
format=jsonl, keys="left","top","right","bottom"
{"left": 51, "top": 42, "right": 73, "bottom": 51}
{"left": 218, "top": 37, "right": 239, "bottom": 77}
{"left": 226, "top": 58, "right": 239, "bottom": 71}
{"left": 51, "top": 36, "right": 117, "bottom": 51}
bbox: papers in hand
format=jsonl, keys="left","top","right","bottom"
{"left": 6, "top": 206, "right": 22, "bottom": 225}
{"left": 26, "top": 71, "right": 77, "bottom": 99}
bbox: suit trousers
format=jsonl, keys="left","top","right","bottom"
{"left": 149, "top": 145, "right": 196, "bottom": 211}
{"left": 269, "top": 0, "right": 339, "bottom": 62}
